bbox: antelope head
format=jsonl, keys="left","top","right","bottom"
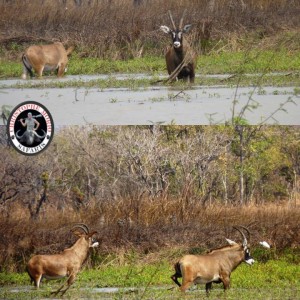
{"left": 232, "top": 226, "right": 255, "bottom": 265}
{"left": 71, "top": 223, "right": 99, "bottom": 248}
{"left": 160, "top": 10, "right": 192, "bottom": 49}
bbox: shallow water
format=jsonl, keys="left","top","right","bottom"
{"left": 0, "top": 75, "right": 298, "bottom": 125}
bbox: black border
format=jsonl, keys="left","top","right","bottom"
{"left": 6, "top": 101, "right": 54, "bottom": 156}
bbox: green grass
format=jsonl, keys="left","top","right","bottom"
{"left": 69, "top": 54, "right": 166, "bottom": 75}
{"left": 0, "top": 257, "right": 299, "bottom": 299}
{"left": 0, "top": 49, "right": 299, "bottom": 79}
{"left": 199, "top": 50, "right": 300, "bottom": 74}
{"left": 0, "top": 49, "right": 299, "bottom": 89}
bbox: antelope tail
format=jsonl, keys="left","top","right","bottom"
{"left": 22, "top": 54, "right": 34, "bottom": 78}
{"left": 26, "top": 266, "right": 34, "bottom": 284}
{"left": 66, "top": 46, "right": 75, "bottom": 56}
{"left": 174, "top": 261, "right": 182, "bottom": 276}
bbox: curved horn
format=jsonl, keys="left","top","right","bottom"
{"left": 168, "top": 10, "right": 176, "bottom": 30}
{"left": 16, "top": 130, "right": 25, "bottom": 139}
{"left": 33, "top": 129, "right": 46, "bottom": 139}
{"left": 179, "top": 9, "right": 187, "bottom": 30}
{"left": 72, "top": 223, "right": 90, "bottom": 234}
{"left": 233, "top": 226, "right": 247, "bottom": 247}
{"left": 239, "top": 225, "right": 251, "bottom": 243}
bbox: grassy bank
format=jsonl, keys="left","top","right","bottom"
{"left": 0, "top": 255, "right": 299, "bottom": 299}
{"left": 1, "top": 49, "right": 299, "bottom": 78}
{"left": 0, "top": 50, "right": 299, "bottom": 88}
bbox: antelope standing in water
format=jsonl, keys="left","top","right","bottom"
{"left": 160, "top": 10, "right": 197, "bottom": 83}
{"left": 22, "top": 42, "right": 74, "bottom": 79}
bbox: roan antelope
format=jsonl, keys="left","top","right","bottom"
{"left": 26, "top": 224, "right": 98, "bottom": 296}
{"left": 171, "top": 226, "right": 254, "bottom": 294}
{"left": 21, "top": 42, "right": 74, "bottom": 79}
{"left": 160, "top": 10, "right": 197, "bottom": 83}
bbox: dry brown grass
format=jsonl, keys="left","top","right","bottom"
{"left": 1, "top": 198, "right": 299, "bottom": 271}
{"left": 0, "top": 126, "right": 299, "bottom": 271}
{"left": 0, "top": 0, "right": 299, "bottom": 59}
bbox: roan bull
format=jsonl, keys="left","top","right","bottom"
{"left": 26, "top": 224, "right": 98, "bottom": 296}
{"left": 21, "top": 42, "right": 74, "bottom": 79}
{"left": 160, "top": 10, "right": 197, "bottom": 83}
{"left": 16, "top": 129, "right": 46, "bottom": 146}
{"left": 171, "top": 226, "right": 254, "bottom": 294}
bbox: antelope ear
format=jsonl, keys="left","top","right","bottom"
{"left": 160, "top": 25, "right": 171, "bottom": 34}
{"left": 88, "top": 231, "right": 98, "bottom": 237}
{"left": 225, "top": 238, "right": 238, "bottom": 245}
{"left": 182, "top": 24, "right": 192, "bottom": 33}
{"left": 72, "top": 230, "right": 84, "bottom": 238}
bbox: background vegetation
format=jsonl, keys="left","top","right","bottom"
{"left": 0, "top": 0, "right": 299, "bottom": 62}
{"left": 0, "top": 125, "right": 299, "bottom": 272}
{"left": 0, "top": 1, "right": 299, "bottom": 295}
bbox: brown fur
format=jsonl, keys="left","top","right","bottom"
{"left": 207, "top": 244, "right": 236, "bottom": 254}
{"left": 21, "top": 42, "right": 74, "bottom": 79}
{"left": 171, "top": 244, "right": 245, "bottom": 293}
{"left": 165, "top": 39, "right": 197, "bottom": 83}
{"left": 27, "top": 229, "right": 97, "bottom": 296}
{"left": 160, "top": 11, "right": 197, "bottom": 83}
{"left": 171, "top": 227, "right": 253, "bottom": 294}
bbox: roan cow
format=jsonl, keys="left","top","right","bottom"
{"left": 26, "top": 224, "right": 98, "bottom": 296}
{"left": 21, "top": 42, "right": 74, "bottom": 79}
{"left": 171, "top": 226, "right": 254, "bottom": 294}
{"left": 160, "top": 10, "right": 197, "bottom": 83}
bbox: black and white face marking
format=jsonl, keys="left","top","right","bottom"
{"left": 172, "top": 30, "right": 182, "bottom": 48}
{"left": 160, "top": 24, "right": 192, "bottom": 49}
{"left": 90, "top": 237, "right": 99, "bottom": 248}
{"left": 244, "top": 248, "right": 255, "bottom": 265}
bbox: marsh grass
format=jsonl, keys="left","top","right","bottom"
{"left": 0, "top": 52, "right": 299, "bottom": 90}
{"left": 0, "top": 73, "right": 298, "bottom": 89}
{"left": 1, "top": 49, "right": 299, "bottom": 80}
{"left": 0, "top": 258, "right": 299, "bottom": 299}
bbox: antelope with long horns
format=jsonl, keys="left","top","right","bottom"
{"left": 21, "top": 42, "right": 74, "bottom": 79}
{"left": 26, "top": 224, "right": 98, "bottom": 296}
{"left": 160, "top": 10, "right": 197, "bottom": 83}
{"left": 171, "top": 226, "right": 254, "bottom": 294}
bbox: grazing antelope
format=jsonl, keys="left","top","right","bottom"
{"left": 171, "top": 226, "right": 254, "bottom": 294}
{"left": 160, "top": 10, "right": 197, "bottom": 83}
{"left": 21, "top": 42, "right": 74, "bottom": 79}
{"left": 26, "top": 224, "right": 98, "bottom": 296}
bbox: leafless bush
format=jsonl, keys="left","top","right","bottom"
{"left": 1, "top": 125, "right": 299, "bottom": 213}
